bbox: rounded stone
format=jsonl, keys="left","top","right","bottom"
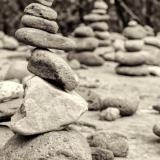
{"left": 115, "top": 51, "right": 146, "bottom": 66}
{"left": 91, "top": 147, "right": 114, "bottom": 160}
{"left": 74, "top": 25, "right": 94, "bottom": 37}
{"left": 116, "top": 65, "right": 149, "bottom": 77}
{"left": 92, "top": 9, "right": 107, "bottom": 15}
{"left": 102, "top": 94, "right": 139, "bottom": 116}
{"left": 28, "top": 49, "right": 79, "bottom": 91}
{"left": 24, "top": 3, "right": 57, "bottom": 20}
{"left": 94, "top": 0, "right": 108, "bottom": 10}
{"left": 100, "top": 108, "right": 120, "bottom": 121}
{"left": 88, "top": 131, "right": 129, "bottom": 157}
{"left": 123, "top": 25, "right": 147, "bottom": 39}
{"left": 15, "top": 28, "right": 76, "bottom": 50}
{"left": 89, "top": 22, "right": 109, "bottom": 31}
{"left": 84, "top": 14, "right": 109, "bottom": 22}
{"left": 21, "top": 15, "right": 59, "bottom": 34}
{"left": 95, "top": 31, "right": 110, "bottom": 40}
{"left": 125, "top": 40, "right": 144, "bottom": 52}
{"left": 36, "top": 0, "right": 54, "bottom": 6}
{"left": 0, "top": 130, "right": 92, "bottom": 160}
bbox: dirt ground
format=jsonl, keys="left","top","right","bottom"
{"left": 77, "top": 62, "right": 160, "bottom": 160}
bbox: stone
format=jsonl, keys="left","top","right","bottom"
{"left": 102, "top": 94, "right": 139, "bottom": 116}
{"left": 144, "top": 37, "right": 160, "bottom": 48}
{"left": 94, "top": 47, "right": 115, "bottom": 56}
{"left": 143, "top": 45, "right": 160, "bottom": 66}
{"left": 115, "top": 51, "right": 146, "bottom": 66}
{"left": 123, "top": 25, "right": 147, "bottom": 39}
{"left": 125, "top": 40, "right": 144, "bottom": 52}
{"left": 89, "top": 22, "right": 109, "bottom": 31}
{"left": 15, "top": 28, "right": 76, "bottom": 50}
{"left": 68, "top": 59, "right": 81, "bottom": 70}
{"left": 10, "top": 76, "right": 88, "bottom": 135}
{"left": 144, "top": 25, "right": 154, "bottom": 36}
{"left": 0, "top": 81, "right": 24, "bottom": 103}
{"left": 91, "top": 147, "right": 114, "bottom": 160}
{"left": 68, "top": 52, "right": 104, "bottom": 66}
{"left": 88, "top": 131, "right": 129, "bottom": 157}
{"left": 128, "top": 20, "right": 138, "bottom": 27}
{"left": 5, "top": 60, "right": 31, "bottom": 82}
{"left": 99, "top": 39, "right": 111, "bottom": 47}
{"left": 36, "top": 0, "right": 54, "bottom": 6}
{"left": 102, "top": 52, "right": 115, "bottom": 61}
{"left": 28, "top": 49, "right": 78, "bottom": 91}
{"left": 0, "top": 98, "right": 23, "bottom": 121}
{"left": 0, "top": 129, "right": 92, "bottom": 160}
{"left": 2, "top": 36, "right": 19, "bottom": 50}
{"left": 24, "top": 3, "right": 57, "bottom": 20}
{"left": 76, "top": 87, "right": 102, "bottom": 111}
{"left": 94, "top": 0, "right": 108, "bottom": 10}
{"left": 21, "top": 15, "right": 59, "bottom": 34}
{"left": 74, "top": 25, "right": 94, "bottom": 37}
{"left": 84, "top": 14, "right": 109, "bottom": 22}
{"left": 0, "top": 126, "right": 14, "bottom": 149}
{"left": 74, "top": 37, "right": 99, "bottom": 51}
{"left": 113, "top": 39, "right": 125, "bottom": 51}
{"left": 116, "top": 65, "right": 149, "bottom": 77}
{"left": 153, "top": 123, "right": 160, "bottom": 137}
{"left": 95, "top": 31, "right": 110, "bottom": 40}
{"left": 92, "top": 9, "right": 107, "bottom": 15}
{"left": 100, "top": 108, "right": 120, "bottom": 121}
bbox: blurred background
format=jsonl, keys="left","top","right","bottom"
{"left": 1, "top": 0, "right": 160, "bottom": 36}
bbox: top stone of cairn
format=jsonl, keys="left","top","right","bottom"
{"left": 36, "top": 0, "right": 54, "bottom": 6}
{"left": 94, "top": 0, "right": 108, "bottom": 10}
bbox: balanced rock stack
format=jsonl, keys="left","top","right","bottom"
{"left": 85, "top": 0, "right": 112, "bottom": 56}
{"left": 115, "top": 21, "right": 149, "bottom": 76}
{"left": 0, "top": 1, "right": 92, "bottom": 159}
{"left": 68, "top": 23, "right": 104, "bottom": 66}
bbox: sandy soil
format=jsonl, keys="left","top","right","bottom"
{"left": 77, "top": 62, "right": 160, "bottom": 160}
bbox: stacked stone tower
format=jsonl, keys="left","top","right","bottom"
{"left": 84, "top": 0, "right": 111, "bottom": 51}
{"left": 115, "top": 21, "right": 149, "bottom": 76}
{"left": 0, "top": 1, "right": 92, "bottom": 159}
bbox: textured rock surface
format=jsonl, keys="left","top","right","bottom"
{"left": 76, "top": 87, "right": 102, "bottom": 111}
{"left": 21, "top": 15, "right": 59, "bottom": 33}
{"left": 102, "top": 94, "right": 139, "bottom": 116}
{"left": 16, "top": 28, "right": 76, "bottom": 50}
{"left": 28, "top": 49, "right": 78, "bottom": 91}
{"left": 100, "top": 108, "right": 120, "bottom": 121}
{"left": 88, "top": 131, "right": 129, "bottom": 157}
{"left": 0, "top": 98, "right": 23, "bottom": 121}
{"left": 0, "top": 81, "right": 24, "bottom": 103}
{"left": 36, "top": 0, "right": 54, "bottom": 6}
{"left": 0, "top": 129, "right": 92, "bottom": 160}
{"left": 91, "top": 147, "right": 114, "bottom": 160}
{"left": 11, "top": 76, "right": 88, "bottom": 135}
{"left": 24, "top": 3, "right": 57, "bottom": 20}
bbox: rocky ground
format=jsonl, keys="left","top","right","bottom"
{"left": 75, "top": 62, "right": 160, "bottom": 160}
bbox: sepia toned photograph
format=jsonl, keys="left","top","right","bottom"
{"left": 0, "top": 0, "right": 160, "bottom": 159}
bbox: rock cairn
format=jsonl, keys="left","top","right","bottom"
{"left": 68, "top": 23, "right": 104, "bottom": 66}
{"left": 0, "top": 1, "right": 92, "bottom": 159}
{"left": 115, "top": 21, "right": 149, "bottom": 76}
{"left": 84, "top": 0, "right": 112, "bottom": 56}
{"left": 67, "top": 0, "right": 110, "bottom": 66}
